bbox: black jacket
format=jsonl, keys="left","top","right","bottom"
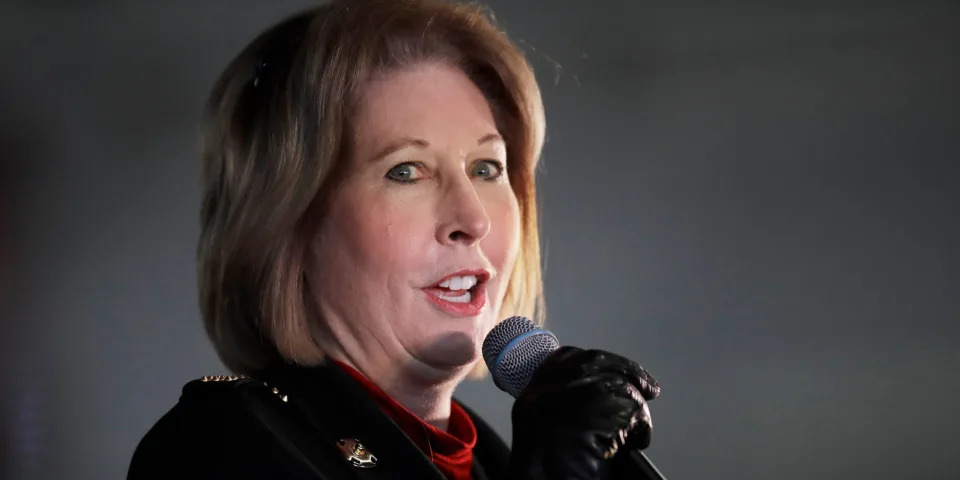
{"left": 127, "top": 362, "right": 510, "bottom": 479}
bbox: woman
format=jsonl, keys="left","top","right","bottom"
{"left": 128, "top": 0, "right": 659, "bottom": 478}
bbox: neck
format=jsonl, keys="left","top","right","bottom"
{"left": 319, "top": 336, "right": 465, "bottom": 430}
{"left": 381, "top": 373, "right": 456, "bottom": 431}
{"left": 337, "top": 356, "right": 461, "bottom": 430}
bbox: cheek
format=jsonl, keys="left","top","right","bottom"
{"left": 483, "top": 192, "right": 522, "bottom": 284}
{"left": 336, "top": 192, "right": 431, "bottom": 279}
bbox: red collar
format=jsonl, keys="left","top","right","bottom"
{"left": 334, "top": 361, "right": 476, "bottom": 480}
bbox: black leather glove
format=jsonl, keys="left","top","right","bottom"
{"left": 509, "top": 346, "right": 660, "bottom": 480}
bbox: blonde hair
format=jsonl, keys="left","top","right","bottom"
{"left": 199, "top": 0, "right": 545, "bottom": 375}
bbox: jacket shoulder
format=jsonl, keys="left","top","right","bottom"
{"left": 126, "top": 376, "right": 302, "bottom": 479}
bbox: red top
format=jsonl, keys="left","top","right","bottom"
{"left": 335, "top": 361, "right": 477, "bottom": 480}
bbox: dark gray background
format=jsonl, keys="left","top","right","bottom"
{"left": 2, "top": 1, "right": 958, "bottom": 479}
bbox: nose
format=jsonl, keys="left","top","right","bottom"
{"left": 436, "top": 176, "right": 491, "bottom": 246}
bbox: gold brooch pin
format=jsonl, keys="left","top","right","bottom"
{"left": 337, "top": 438, "right": 377, "bottom": 468}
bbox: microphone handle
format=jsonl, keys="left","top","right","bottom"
{"left": 610, "top": 449, "right": 667, "bottom": 480}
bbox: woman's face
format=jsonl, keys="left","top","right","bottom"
{"left": 309, "top": 62, "right": 520, "bottom": 380}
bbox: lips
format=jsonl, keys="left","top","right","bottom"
{"left": 423, "top": 269, "right": 491, "bottom": 317}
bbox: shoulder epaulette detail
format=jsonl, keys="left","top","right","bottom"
{"left": 184, "top": 375, "right": 289, "bottom": 403}
{"left": 270, "top": 386, "right": 289, "bottom": 402}
{"left": 200, "top": 375, "right": 247, "bottom": 382}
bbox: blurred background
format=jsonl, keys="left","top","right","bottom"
{"left": 1, "top": 0, "right": 958, "bottom": 478}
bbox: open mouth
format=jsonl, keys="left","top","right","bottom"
{"left": 423, "top": 270, "right": 490, "bottom": 316}
{"left": 429, "top": 274, "right": 482, "bottom": 302}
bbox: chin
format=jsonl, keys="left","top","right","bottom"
{"left": 417, "top": 331, "right": 482, "bottom": 371}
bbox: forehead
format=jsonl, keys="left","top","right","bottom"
{"left": 351, "top": 62, "right": 499, "bottom": 152}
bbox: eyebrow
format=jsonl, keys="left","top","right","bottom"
{"left": 476, "top": 133, "right": 503, "bottom": 146}
{"left": 370, "top": 133, "right": 504, "bottom": 163}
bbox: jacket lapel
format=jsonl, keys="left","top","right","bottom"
{"left": 262, "top": 363, "right": 447, "bottom": 480}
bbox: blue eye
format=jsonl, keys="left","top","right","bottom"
{"left": 385, "top": 162, "right": 422, "bottom": 183}
{"left": 472, "top": 160, "right": 504, "bottom": 181}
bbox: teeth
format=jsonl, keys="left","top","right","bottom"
{"left": 435, "top": 290, "right": 472, "bottom": 303}
{"left": 437, "top": 275, "right": 478, "bottom": 291}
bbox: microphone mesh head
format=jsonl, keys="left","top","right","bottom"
{"left": 482, "top": 316, "right": 559, "bottom": 397}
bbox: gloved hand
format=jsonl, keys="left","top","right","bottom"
{"left": 508, "top": 346, "right": 660, "bottom": 480}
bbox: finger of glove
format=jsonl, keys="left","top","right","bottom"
{"left": 596, "top": 381, "right": 652, "bottom": 451}
{"left": 582, "top": 379, "right": 652, "bottom": 452}
{"left": 511, "top": 380, "right": 652, "bottom": 475}
{"left": 546, "top": 383, "right": 651, "bottom": 457}
{"left": 623, "top": 390, "right": 653, "bottom": 450}
{"left": 520, "top": 370, "right": 635, "bottom": 405}
{"left": 582, "top": 350, "right": 660, "bottom": 401}
{"left": 531, "top": 348, "right": 661, "bottom": 401}
{"left": 519, "top": 375, "right": 650, "bottom": 437}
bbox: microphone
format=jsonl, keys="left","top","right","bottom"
{"left": 482, "top": 316, "right": 667, "bottom": 480}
